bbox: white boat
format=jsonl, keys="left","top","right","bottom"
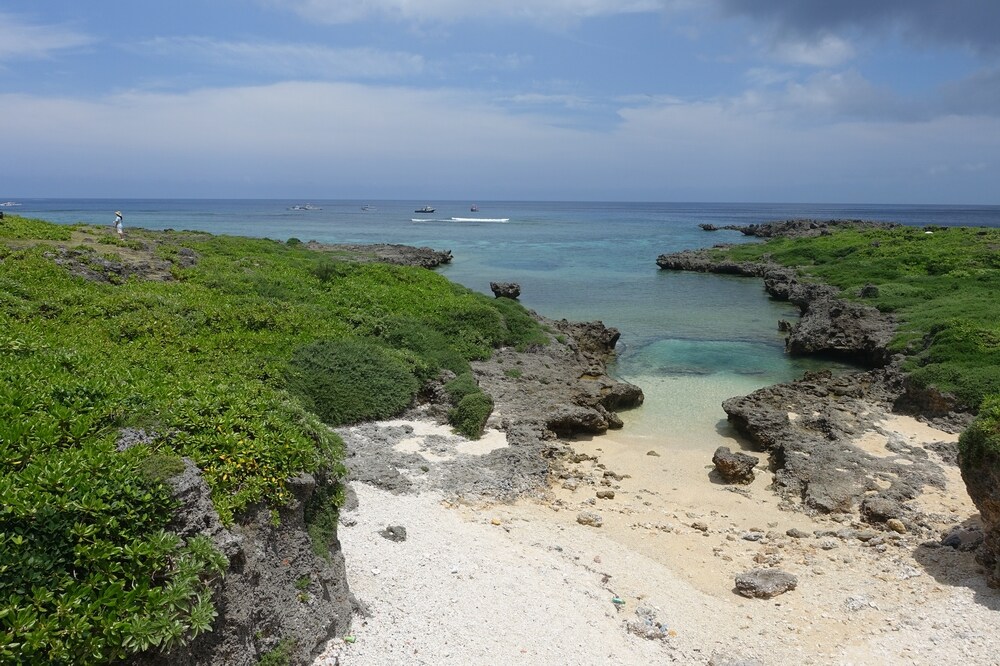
{"left": 0, "top": 201, "right": 21, "bottom": 207}
{"left": 289, "top": 204, "right": 322, "bottom": 211}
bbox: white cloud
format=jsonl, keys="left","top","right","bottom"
{"left": 768, "top": 33, "right": 855, "bottom": 67}
{"left": 139, "top": 37, "right": 425, "bottom": 79}
{"left": 1, "top": 81, "right": 997, "bottom": 202}
{"left": 502, "top": 93, "right": 592, "bottom": 109}
{"left": 265, "top": 0, "right": 676, "bottom": 24}
{"left": 0, "top": 12, "right": 94, "bottom": 62}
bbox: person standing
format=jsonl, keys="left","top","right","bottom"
{"left": 114, "top": 211, "right": 124, "bottom": 239}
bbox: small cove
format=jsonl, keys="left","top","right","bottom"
{"left": 25, "top": 199, "right": 994, "bottom": 452}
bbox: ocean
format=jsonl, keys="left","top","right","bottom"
{"left": 15, "top": 198, "right": 1000, "bottom": 446}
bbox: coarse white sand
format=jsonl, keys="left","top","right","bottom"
{"left": 315, "top": 415, "right": 1000, "bottom": 665}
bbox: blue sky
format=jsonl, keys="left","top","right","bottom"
{"left": 2, "top": 1, "right": 999, "bottom": 203}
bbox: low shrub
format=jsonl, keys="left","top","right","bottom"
{"left": 286, "top": 338, "right": 420, "bottom": 426}
{"left": 443, "top": 372, "right": 480, "bottom": 403}
{"left": 449, "top": 392, "right": 494, "bottom": 439}
{"left": 959, "top": 396, "right": 1000, "bottom": 466}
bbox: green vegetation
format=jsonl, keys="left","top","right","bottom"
{"left": 959, "top": 396, "right": 1000, "bottom": 464}
{"left": 710, "top": 225, "right": 1000, "bottom": 409}
{"left": 0, "top": 216, "right": 547, "bottom": 662}
{"left": 257, "top": 638, "right": 296, "bottom": 666}
{"left": 709, "top": 223, "right": 1000, "bottom": 472}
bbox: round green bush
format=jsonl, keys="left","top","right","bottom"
{"left": 286, "top": 338, "right": 419, "bottom": 425}
{"left": 449, "top": 392, "right": 494, "bottom": 440}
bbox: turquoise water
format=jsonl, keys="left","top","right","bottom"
{"left": 19, "top": 199, "right": 1000, "bottom": 445}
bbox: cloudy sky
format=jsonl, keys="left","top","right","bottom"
{"left": 2, "top": 1, "right": 998, "bottom": 202}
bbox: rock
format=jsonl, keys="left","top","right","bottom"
{"left": 712, "top": 446, "right": 760, "bottom": 484}
{"left": 886, "top": 518, "right": 907, "bottom": 534}
{"left": 134, "top": 461, "right": 353, "bottom": 666}
{"left": 960, "top": 445, "right": 1000, "bottom": 587}
{"left": 786, "top": 528, "right": 809, "bottom": 539}
{"left": 858, "top": 284, "right": 880, "bottom": 298}
{"left": 577, "top": 511, "right": 603, "bottom": 528}
{"left": 489, "top": 281, "right": 521, "bottom": 299}
{"left": 734, "top": 569, "right": 798, "bottom": 599}
{"left": 691, "top": 521, "right": 709, "bottom": 532}
{"left": 379, "top": 525, "right": 408, "bottom": 542}
{"left": 860, "top": 497, "right": 904, "bottom": 524}
{"left": 646, "top": 450, "right": 661, "bottom": 457}
{"left": 546, "top": 405, "right": 609, "bottom": 435}
{"left": 941, "top": 526, "right": 985, "bottom": 551}
{"left": 596, "top": 490, "right": 616, "bottom": 500}
{"left": 626, "top": 606, "right": 671, "bottom": 640}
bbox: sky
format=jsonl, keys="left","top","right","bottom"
{"left": 1, "top": 1, "right": 999, "bottom": 203}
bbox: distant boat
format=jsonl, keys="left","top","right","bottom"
{"left": 0, "top": 201, "right": 21, "bottom": 207}
{"left": 470, "top": 204, "right": 479, "bottom": 212}
{"left": 415, "top": 206, "right": 435, "bottom": 213}
{"left": 289, "top": 204, "right": 322, "bottom": 211}
{"left": 361, "top": 204, "right": 374, "bottom": 211}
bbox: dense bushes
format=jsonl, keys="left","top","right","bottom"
{"left": 0, "top": 216, "right": 547, "bottom": 661}
{"left": 286, "top": 339, "right": 421, "bottom": 425}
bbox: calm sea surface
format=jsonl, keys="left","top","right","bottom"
{"left": 17, "top": 199, "right": 1000, "bottom": 446}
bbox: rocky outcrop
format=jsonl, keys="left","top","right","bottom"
{"left": 657, "top": 249, "right": 895, "bottom": 367}
{"left": 308, "top": 242, "right": 453, "bottom": 268}
{"left": 960, "top": 432, "right": 1000, "bottom": 587}
{"left": 695, "top": 219, "right": 900, "bottom": 238}
{"left": 131, "top": 464, "right": 353, "bottom": 666}
{"left": 471, "top": 318, "right": 642, "bottom": 438}
{"left": 340, "top": 318, "right": 644, "bottom": 505}
{"left": 720, "top": 367, "right": 954, "bottom": 519}
{"left": 734, "top": 569, "right": 798, "bottom": 599}
{"left": 490, "top": 282, "right": 521, "bottom": 299}
{"left": 657, "top": 233, "right": 964, "bottom": 520}
{"left": 712, "top": 447, "right": 759, "bottom": 484}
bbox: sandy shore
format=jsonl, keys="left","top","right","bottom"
{"left": 314, "top": 416, "right": 999, "bottom": 665}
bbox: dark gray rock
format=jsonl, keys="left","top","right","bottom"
{"left": 734, "top": 569, "right": 798, "bottom": 599}
{"left": 721, "top": 366, "right": 946, "bottom": 520}
{"left": 130, "top": 462, "right": 352, "bottom": 666}
{"left": 489, "top": 281, "right": 521, "bottom": 299}
{"left": 379, "top": 525, "right": 407, "bottom": 542}
{"left": 960, "top": 448, "right": 1000, "bottom": 587}
{"left": 858, "top": 284, "right": 880, "bottom": 298}
{"left": 712, "top": 446, "right": 760, "bottom": 484}
{"left": 860, "top": 497, "right": 904, "bottom": 524}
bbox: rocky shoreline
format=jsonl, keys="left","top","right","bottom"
{"left": 139, "top": 243, "right": 643, "bottom": 665}
{"left": 657, "top": 221, "right": 989, "bottom": 561}
{"left": 342, "top": 314, "right": 645, "bottom": 503}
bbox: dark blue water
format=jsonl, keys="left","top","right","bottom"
{"left": 16, "top": 198, "right": 1000, "bottom": 443}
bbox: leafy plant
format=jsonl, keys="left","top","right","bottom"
{"left": 0, "top": 215, "right": 549, "bottom": 659}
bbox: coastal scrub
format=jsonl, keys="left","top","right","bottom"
{"left": 0, "top": 216, "right": 546, "bottom": 662}
{"left": 709, "top": 225, "right": 1000, "bottom": 409}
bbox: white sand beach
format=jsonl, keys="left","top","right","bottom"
{"left": 313, "top": 414, "right": 1000, "bottom": 666}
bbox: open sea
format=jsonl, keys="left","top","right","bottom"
{"left": 15, "top": 198, "right": 1000, "bottom": 447}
